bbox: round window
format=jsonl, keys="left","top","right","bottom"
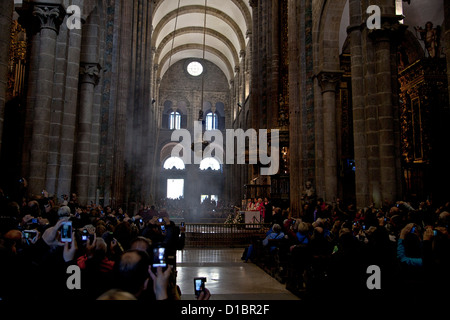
{"left": 187, "top": 61, "right": 204, "bottom": 76}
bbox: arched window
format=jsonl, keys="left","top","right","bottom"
{"left": 169, "top": 111, "right": 181, "bottom": 130}
{"left": 205, "top": 112, "right": 218, "bottom": 131}
{"left": 200, "top": 157, "right": 221, "bottom": 171}
{"left": 163, "top": 157, "right": 185, "bottom": 170}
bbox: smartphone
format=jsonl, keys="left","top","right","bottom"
{"left": 60, "top": 221, "right": 72, "bottom": 242}
{"left": 194, "top": 277, "right": 206, "bottom": 297}
{"left": 158, "top": 218, "right": 164, "bottom": 223}
{"left": 81, "top": 229, "right": 88, "bottom": 241}
{"left": 411, "top": 226, "right": 416, "bottom": 233}
{"left": 161, "top": 224, "right": 166, "bottom": 234}
{"left": 181, "top": 221, "right": 185, "bottom": 227}
{"left": 152, "top": 247, "right": 167, "bottom": 270}
{"left": 23, "top": 230, "right": 37, "bottom": 241}
{"left": 81, "top": 229, "right": 94, "bottom": 243}
{"left": 433, "top": 230, "right": 437, "bottom": 236}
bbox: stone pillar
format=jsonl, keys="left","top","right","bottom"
{"left": 56, "top": 21, "right": 83, "bottom": 200}
{"left": 240, "top": 49, "right": 246, "bottom": 106}
{"left": 318, "top": 71, "right": 342, "bottom": 203}
{"left": 112, "top": 0, "right": 133, "bottom": 207}
{"left": 369, "top": 14, "right": 404, "bottom": 204}
{"left": 0, "top": 0, "right": 14, "bottom": 158}
{"left": 270, "top": 0, "right": 279, "bottom": 130}
{"left": 288, "top": 0, "right": 302, "bottom": 215}
{"left": 373, "top": 32, "right": 397, "bottom": 203}
{"left": 348, "top": 0, "right": 370, "bottom": 208}
{"left": 249, "top": 0, "right": 259, "bottom": 131}
{"left": 23, "top": 3, "right": 65, "bottom": 196}
{"left": 75, "top": 62, "right": 100, "bottom": 205}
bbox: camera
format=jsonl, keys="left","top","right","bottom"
{"left": 152, "top": 246, "right": 167, "bottom": 271}
{"left": 81, "top": 229, "right": 94, "bottom": 243}
{"left": 60, "top": 221, "right": 72, "bottom": 242}
{"left": 23, "top": 230, "right": 37, "bottom": 241}
{"left": 194, "top": 277, "right": 207, "bottom": 297}
{"left": 81, "top": 229, "right": 88, "bottom": 241}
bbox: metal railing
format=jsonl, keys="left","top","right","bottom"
{"left": 185, "top": 223, "right": 270, "bottom": 248}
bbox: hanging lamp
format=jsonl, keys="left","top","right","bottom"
{"left": 193, "top": 0, "right": 210, "bottom": 152}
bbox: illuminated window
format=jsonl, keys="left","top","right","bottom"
{"left": 187, "top": 61, "right": 203, "bottom": 77}
{"left": 201, "top": 195, "right": 219, "bottom": 203}
{"left": 169, "top": 111, "right": 181, "bottom": 130}
{"left": 200, "top": 157, "right": 221, "bottom": 171}
{"left": 205, "top": 112, "right": 218, "bottom": 131}
{"left": 167, "top": 179, "right": 184, "bottom": 199}
{"left": 163, "top": 157, "right": 185, "bottom": 170}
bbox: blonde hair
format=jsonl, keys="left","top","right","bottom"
{"left": 297, "top": 222, "right": 309, "bottom": 234}
{"left": 97, "top": 289, "right": 137, "bottom": 300}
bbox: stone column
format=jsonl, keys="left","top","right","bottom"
{"left": 0, "top": 0, "right": 14, "bottom": 158}
{"left": 75, "top": 62, "right": 100, "bottom": 205}
{"left": 270, "top": 0, "right": 279, "bottom": 130}
{"left": 240, "top": 49, "right": 246, "bottom": 106}
{"left": 56, "top": 21, "right": 83, "bottom": 200}
{"left": 112, "top": 0, "right": 133, "bottom": 207}
{"left": 249, "top": 0, "right": 259, "bottom": 131}
{"left": 318, "top": 71, "right": 342, "bottom": 203}
{"left": 23, "top": 3, "right": 65, "bottom": 196}
{"left": 348, "top": 0, "right": 370, "bottom": 208}
{"left": 369, "top": 15, "right": 404, "bottom": 204}
{"left": 288, "top": 0, "right": 302, "bottom": 215}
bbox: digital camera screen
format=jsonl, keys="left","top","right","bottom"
{"left": 61, "top": 222, "right": 72, "bottom": 242}
{"left": 152, "top": 247, "right": 167, "bottom": 267}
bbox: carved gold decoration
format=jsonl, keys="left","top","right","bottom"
{"left": 7, "top": 20, "right": 28, "bottom": 100}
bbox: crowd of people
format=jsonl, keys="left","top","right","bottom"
{"left": 244, "top": 197, "right": 450, "bottom": 301}
{"left": 1, "top": 183, "right": 449, "bottom": 302}
{"left": 0, "top": 189, "right": 211, "bottom": 301}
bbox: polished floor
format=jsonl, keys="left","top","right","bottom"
{"left": 175, "top": 248, "right": 300, "bottom": 300}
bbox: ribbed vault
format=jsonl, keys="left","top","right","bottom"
{"left": 152, "top": 0, "right": 252, "bottom": 83}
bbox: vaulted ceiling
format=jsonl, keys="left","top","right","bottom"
{"left": 152, "top": 0, "right": 252, "bottom": 83}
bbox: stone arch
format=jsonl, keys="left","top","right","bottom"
{"left": 152, "top": 0, "right": 252, "bottom": 33}
{"left": 157, "top": 43, "right": 234, "bottom": 81}
{"left": 313, "top": 0, "right": 349, "bottom": 73}
{"left": 154, "top": 26, "right": 240, "bottom": 68}
{"left": 152, "top": 5, "right": 246, "bottom": 51}
{"left": 160, "top": 142, "right": 184, "bottom": 164}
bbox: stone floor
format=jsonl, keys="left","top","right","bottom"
{"left": 175, "top": 248, "right": 300, "bottom": 300}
